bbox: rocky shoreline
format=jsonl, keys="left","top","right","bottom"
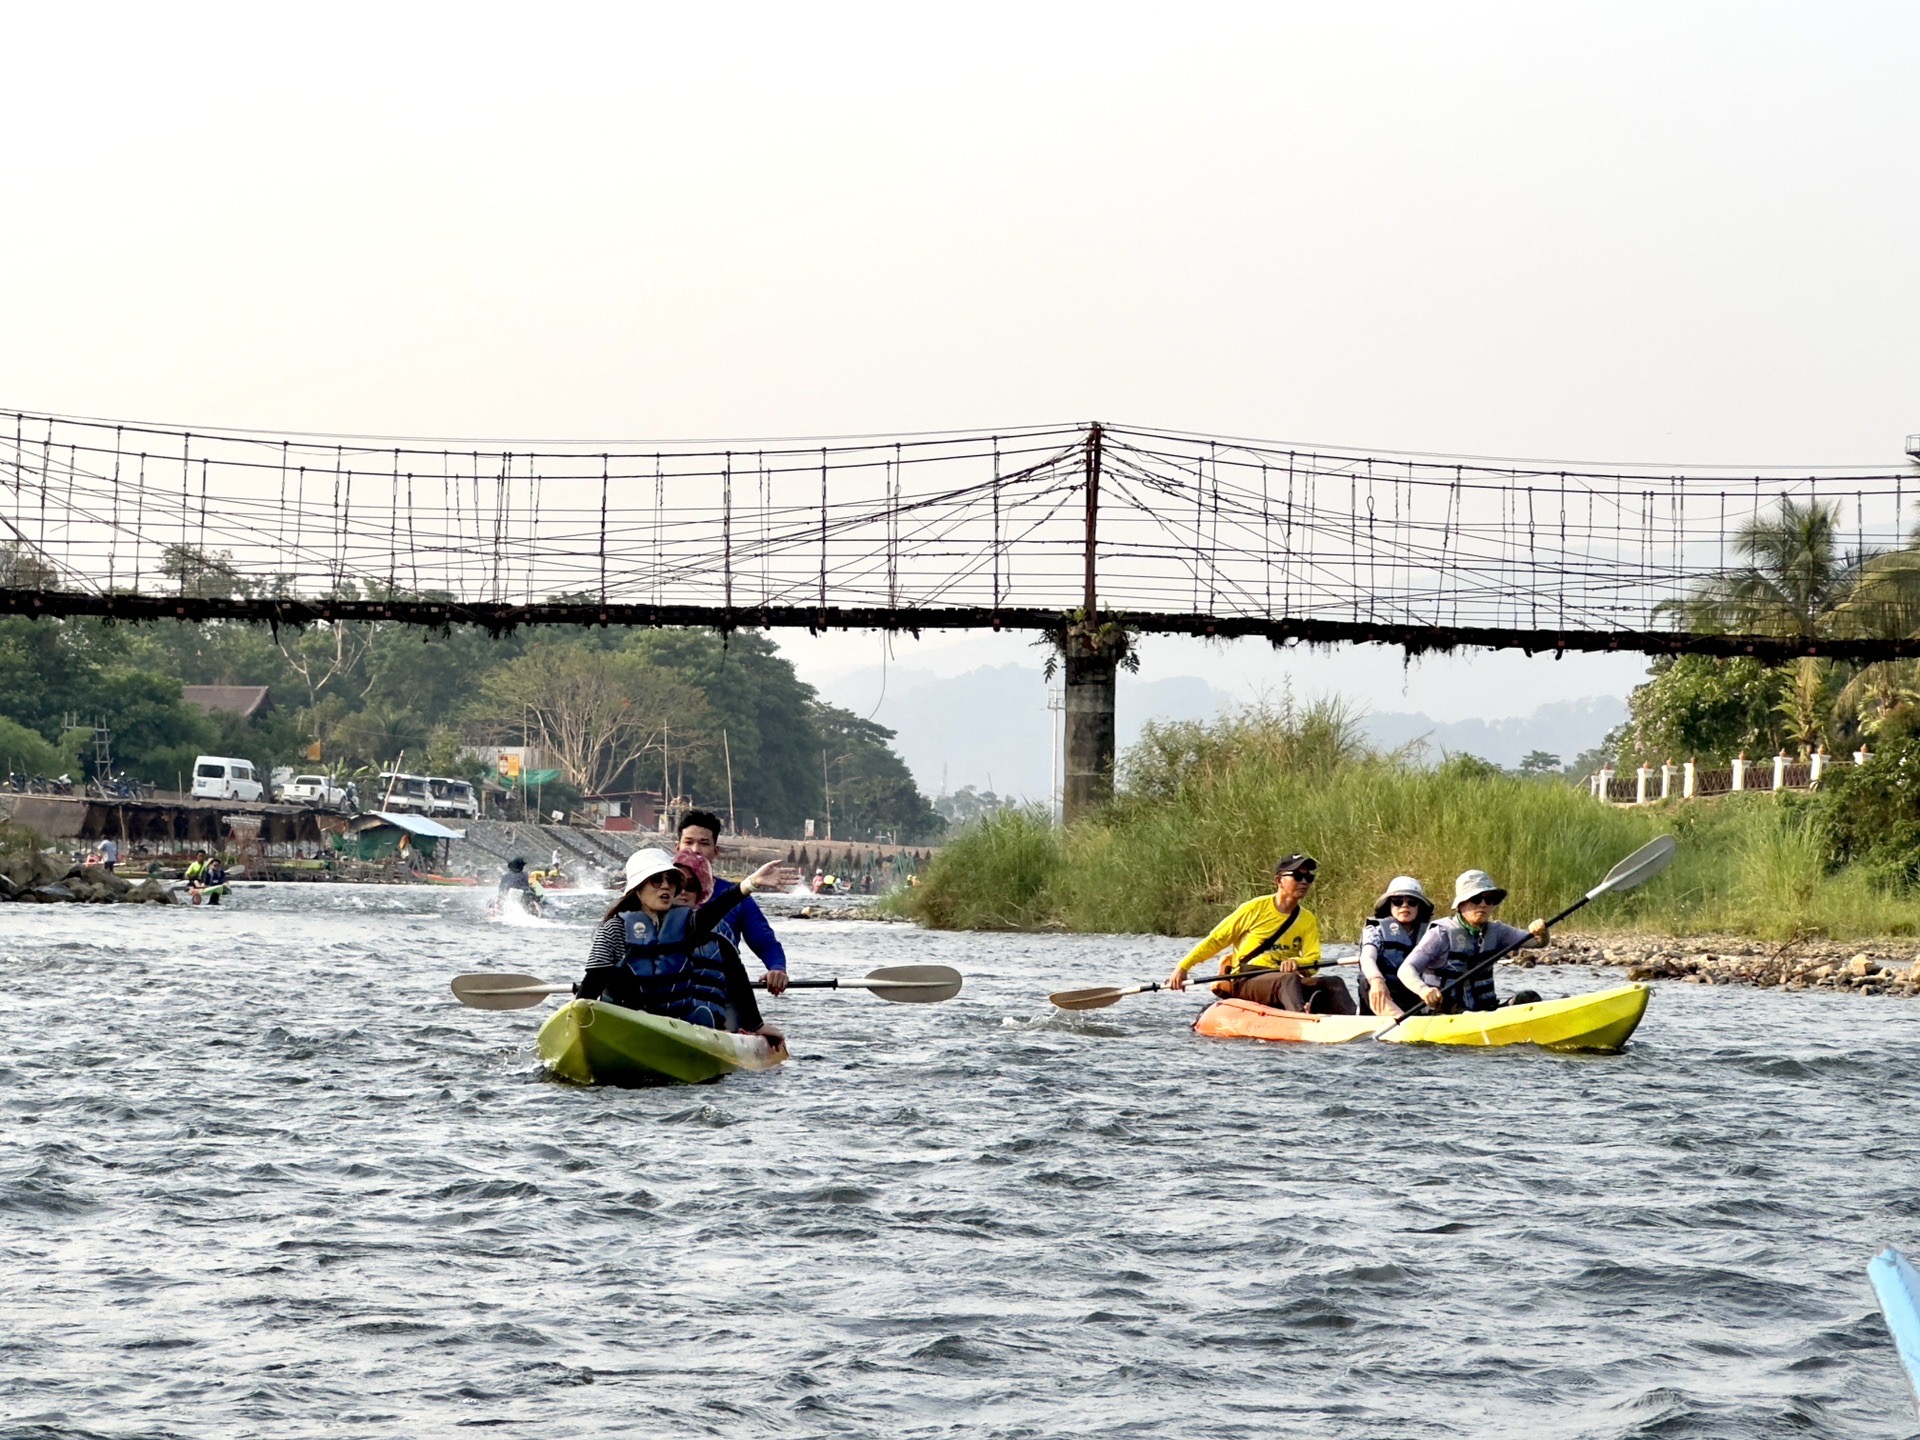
{"left": 1527, "top": 933, "right": 1920, "bottom": 998}
{"left": 0, "top": 851, "right": 175, "bottom": 904}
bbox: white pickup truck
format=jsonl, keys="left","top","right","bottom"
{"left": 279, "top": 774, "right": 348, "bottom": 807}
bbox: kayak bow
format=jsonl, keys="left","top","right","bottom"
{"left": 536, "top": 998, "right": 787, "bottom": 1087}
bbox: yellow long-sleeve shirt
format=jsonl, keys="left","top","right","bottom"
{"left": 1175, "top": 895, "right": 1322, "bottom": 977}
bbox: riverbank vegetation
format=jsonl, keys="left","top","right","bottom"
{"left": 1619, "top": 497, "right": 1920, "bottom": 767}
{"left": 0, "top": 546, "right": 943, "bottom": 841}
{"left": 903, "top": 698, "right": 1918, "bottom": 942}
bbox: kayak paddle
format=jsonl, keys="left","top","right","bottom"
{"left": 1048, "top": 959, "right": 1363, "bottom": 1011}
{"left": 1050, "top": 981, "right": 1161, "bottom": 1011}
{"left": 1374, "top": 834, "right": 1678, "bottom": 1039}
{"left": 450, "top": 963, "right": 963, "bottom": 1011}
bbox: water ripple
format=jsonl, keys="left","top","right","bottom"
{"left": 1, "top": 890, "right": 1918, "bottom": 1436}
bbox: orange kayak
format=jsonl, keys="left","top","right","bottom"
{"left": 1192, "top": 983, "right": 1651, "bottom": 1053}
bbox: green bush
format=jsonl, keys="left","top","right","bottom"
{"left": 902, "top": 703, "right": 1918, "bottom": 941}
{"left": 1814, "top": 725, "right": 1920, "bottom": 882}
{"left": 904, "top": 806, "right": 1061, "bottom": 930}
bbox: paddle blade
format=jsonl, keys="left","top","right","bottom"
{"left": 1586, "top": 835, "right": 1678, "bottom": 901}
{"left": 861, "top": 964, "right": 963, "bottom": 1003}
{"left": 1048, "top": 985, "right": 1133, "bottom": 1011}
{"left": 450, "top": 972, "right": 570, "bottom": 1010}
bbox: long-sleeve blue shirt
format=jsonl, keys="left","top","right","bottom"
{"left": 710, "top": 878, "right": 788, "bottom": 972}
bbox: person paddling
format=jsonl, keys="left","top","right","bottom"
{"left": 1356, "top": 876, "right": 1433, "bottom": 1019}
{"left": 1397, "top": 869, "right": 1548, "bottom": 1013}
{"left": 575, "top": 848, "right": 791, "bottom": 1044}
{"left": 675, "top": 809, "right": 790, "bottom": 996}
{"left": 496, "top": 856, "right": 543, "bottom": 914}
{"left": 1165, "top": 854, "right": 1355, "bottom": 1015}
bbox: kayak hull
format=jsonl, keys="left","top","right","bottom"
{"left": 535, "top": 998, "right": 786, "bottom": 1087}
{"left": 1870, "top": 1247, "right": 1920, "bottom": 1408}
{"left": 1193, "top": 983, "right": 1651, "bottom": 1054}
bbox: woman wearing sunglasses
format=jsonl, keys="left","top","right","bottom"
{"left": 1356, "top": 876, "right": 1434, "bottom": 1020}
{"left": 1397, "top": 869, "right": 1547, "bottom": 1014}
{"left": 575, "top": 847, "right": 791, "bottom": 1043}
{"left": 1165, "top": 854, "right": 1356, "bottom": 1015}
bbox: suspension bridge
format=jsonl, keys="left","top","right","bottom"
{"left": 4, "top": 409, "right": 1918, "bottom": 817}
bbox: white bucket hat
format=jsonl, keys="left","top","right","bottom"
{"left": 1452, "top": 869, "right": 1508, "bottom": 910}
{"left": 623, "top": 846, "right": 683, "bottom": 893}
{"left": 1373, "top": 875, "right": 1433, "bottom": 918}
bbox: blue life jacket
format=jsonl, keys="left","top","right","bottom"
{"left": 1359, "top": 915, "right": 1427, "bottom": 1011}
{"left": 616, "top": 908, "right": 738, "bottom": 1030}
{"left": 1418, "top": 915, "right": 1529, "bottom": 1012}
{"left": 1361, "top": 916, "right": 1426, "bottom": 975}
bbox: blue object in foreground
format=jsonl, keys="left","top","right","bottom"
{"left": 1869, "top": 1247, "right": 1920, "bottom": 1408}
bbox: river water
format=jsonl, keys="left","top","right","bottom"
{"left": 4, "top": 883, "right": 1918, "bottom": 1439}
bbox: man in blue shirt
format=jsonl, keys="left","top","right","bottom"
{"left": 675, "top": 808, "right": 789, "bottom": 995}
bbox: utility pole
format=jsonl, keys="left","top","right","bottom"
{"left": 661, "top": 724, "right": 671, "bottom": 835}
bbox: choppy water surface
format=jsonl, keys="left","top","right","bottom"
{"left": 4, "top": 885, "right": 1919, "bottom": 1439}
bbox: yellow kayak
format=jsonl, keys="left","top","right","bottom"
{"left": 1193, "top": 983, "right": 1651, "bottom": 1054}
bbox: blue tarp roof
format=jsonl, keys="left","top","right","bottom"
{"left": 360, "top": 811, "right": 466, "bottom": 840}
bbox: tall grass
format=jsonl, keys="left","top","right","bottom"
{"left": 904, "top": 700, "right": 1918, "bottom": 941}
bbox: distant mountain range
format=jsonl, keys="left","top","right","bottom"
{"left": 1360, "top": 697, "right": 1627, "bottom": 771}
{"left": 816, "top": 662, "right": 1628, "bottom": 801}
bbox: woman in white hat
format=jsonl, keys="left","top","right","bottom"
{"left": 575, "top": 847, "right": 792, "bottom": 1040}
{"left": 1397, "top": 869, "right": 1547, "bottom": 1014}
{"left": 1356, "top": 876, "right": 1433, "bottom": 1019}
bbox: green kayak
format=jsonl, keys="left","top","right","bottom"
{"left": 535, "top": 998, "right": 787, "bottom": 1087}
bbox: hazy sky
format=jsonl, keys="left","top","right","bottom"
{"left": 6, "top": 2, "right": 1916, "bottom": 717}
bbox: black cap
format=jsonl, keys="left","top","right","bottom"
{"left": 508, "top": 857, "right": 526, "bottom": 870}
{"left": 1273, "top": 854, "right": 1317, "bottom": 876}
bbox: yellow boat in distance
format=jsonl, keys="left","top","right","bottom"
{"left": 1193, "top": 983, "right": 1652, "bottom": 1054}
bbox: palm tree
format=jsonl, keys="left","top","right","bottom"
{"left": 1658, "top": 499, "right": 1860, "bottom": 759}
{"left": 1660, "top": 499, "right": 1920, "bottom": 748}
{"left": 1665, "top": 497, "right": 1858, "bottom": 639}
{"left": 1828, "top": 548, "right": 1920, "bottom": 734}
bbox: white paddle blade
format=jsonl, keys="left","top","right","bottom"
{"left": 861, "top": 965, "right": 964, "bottom": 1003}
{"left": 450, "top": 972, "right": 570, "bottom": 1011}
{"left": 1587, "top": 835, "right": 1678, "bottom": 900}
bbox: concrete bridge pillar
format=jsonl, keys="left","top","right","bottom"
{"left": 1063, "top": 626, "right": 1124, "bottom": 823}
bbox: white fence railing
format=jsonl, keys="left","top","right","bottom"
{"left": 1588, "top": 750, "right": 1871, "bottom": 805}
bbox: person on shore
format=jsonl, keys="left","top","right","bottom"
{"left": 1356, "top": 876, "right": 1433, "bottom": 1019}
{"left": 1165, "top": 854, "right": 1355, "bottom": 1014}
{"left": 1398, "top": 869, "right": 1548, "bottom": 1013}
{"left": 675, "top": 809, "right": 790, "bottom": 996}
{"left": 98, "top": 836, "right": 118, "bottom": 872}
{"left": 575, "top": 847, "right": 790, "bottom": 1044}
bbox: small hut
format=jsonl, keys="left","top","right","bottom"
{"left": 343, "top": 811, "right": 465, "bottom": 865}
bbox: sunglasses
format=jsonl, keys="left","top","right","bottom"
{"left": 1282, "top": 871, "right": 1317, "bottom": 883}
{"left": 1389, "top": 897, "right": 1422, "bottom": 908}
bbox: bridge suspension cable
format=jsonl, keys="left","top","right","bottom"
{"left": 1, "top": 409, "right": 1915, "bottom": 661}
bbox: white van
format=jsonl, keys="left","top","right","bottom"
{"left": 428, "top": 777, "right": 480, "bottom": 820}
{"left": 191, "top": 756, "right": 264, "bottom": 802}
{"left": 376, "top": 772, "right": 433, "bottom": 814}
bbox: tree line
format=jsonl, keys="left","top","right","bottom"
{"left": 1616, "top": 497, "right": 1920, "bottom": 765}
{"left": 0, "top": 545, "right": 946, "bottom": 841}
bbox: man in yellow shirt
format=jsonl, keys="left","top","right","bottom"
{"left": 1164, "top": 854, "right": 1355, "bottom": 1014}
